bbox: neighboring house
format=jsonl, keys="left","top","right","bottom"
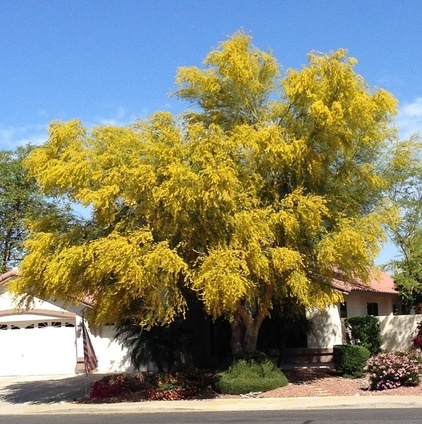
{"left": 0, "top": 269, "right": 132, "bottom": 376}
{"left": 306, "top": 271, "right": 421, "bottom": 354}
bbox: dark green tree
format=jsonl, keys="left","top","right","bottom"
{"left": 385, "top": 136, "right": 422, "bottom": 308}
{"left": 0, "top": 145, "right": 71, "bottom": 273}
{"left": 0, "top": 146, "right": 41, "bottom": 272}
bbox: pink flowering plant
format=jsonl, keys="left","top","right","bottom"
{"left": 365, "top": 350, "right": 422, "bottom": 390}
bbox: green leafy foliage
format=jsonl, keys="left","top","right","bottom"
{"left": 114, "top": 320, "right": 193, "bottom": 372}
{"left": 333, "top": 344, "right": 370, "bottom": 378}
{"left": 0, "top": 145, "right": 65, "bottom": 273}
{"left": 385, "top": 136, "right": 422, "bottom": 307}
{"left": 345, "top": 316, "right": 382, "bottom": 355}
{"left": 214, "top": 355, "right": 288, "bottom": 394}
{"left": 393, "top": 230, "right": 422, "bottom": 308}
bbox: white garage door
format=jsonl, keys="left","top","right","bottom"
{"left": 0, "top": 319, "right": 77, "bottom": 376}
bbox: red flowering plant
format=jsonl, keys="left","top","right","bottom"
{"left": 88, "top": 369, "right": 206, "bottom": 401}
{"left": 90, "top": 374, "right": 144, "bottom": 400}
{"left": 412, "top": 320, "right": 422, "bottom": 349}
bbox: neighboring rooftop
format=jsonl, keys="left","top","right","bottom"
{"left": 0, "top": 268, "right": 18, "bottom": 285}
{"left": 0, "top": 268, "right": 397, "bottom": 296}
{"left": 332, "top": 271, "right": 397, "bottom": 295}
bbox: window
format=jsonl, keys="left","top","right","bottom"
{"left": 0, "top": 325, "right": 7, "bottom": 330}
{"left": 340, "top": 302, "right": 348, "bottom": 318}
{"left": 393, "top": 303, "right": 411, "bottom": 315}
{"left": 25, "top": 324, "right": 35, "bottom": 329}
{"left": 37, "top": 322, "right": 48, "bottom": 329}
{"left": 51, "top": 322, "right": 62, "bottom": 328}
{"left": 367, "top": 302, "right": 379, "bottom": 316}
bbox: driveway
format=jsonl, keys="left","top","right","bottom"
{"left": 0, "top": 374, "right": 105, "bottom": 405}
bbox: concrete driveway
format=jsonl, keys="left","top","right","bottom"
{"left": 0, "top": 373, "right": 105, "bottom": 405}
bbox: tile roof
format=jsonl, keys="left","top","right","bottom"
{"left": 0, "top": 268, "right": 93, "bottom": 308}
{"left": 331, "top": 271, "right": 397, "bottom": 295}
{"left": 0, "top": 268, "right": 18, "bottom": 285}
{"left": 0, "top": 268, "right": 397, "bottom": 304}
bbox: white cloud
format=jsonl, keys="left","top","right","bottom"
{"left": 95, "top": 106, "right": 131, "bottom": 127}
{"left": 397, "top": 97, "right": 422, "bottom": 139}
{"left": 0, "top": 124, "right": 48, "bottom": 150}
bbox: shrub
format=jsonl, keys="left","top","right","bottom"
{"left": 145, "top": 369, "right": 205, "bottom": 400}
{"left": 333, "top": 344, "right": 370, "bottom": 378}
{"left": 114, "top": 320, "right": 193, "bottom": 372}
{"left": 345, "top": 316, "right": 382, "bottom": 355}
{"left": 214, "top": 355, "right": 288, "bottom": 395}
{"left": 90, "top": 373, "right": 145, "bottom": 399}
{"left": 90, "top": 369, "right": 206, "bottom": 401}
{"left": 365, "top": 350, "right": 422, "bottom": 390}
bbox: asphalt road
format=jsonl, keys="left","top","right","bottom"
{"left": 1, "top": 409, "right": 422, "bottom": 424}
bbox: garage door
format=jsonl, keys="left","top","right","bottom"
{"left": 0, "top": 319, "right": 77, "bottom": 376}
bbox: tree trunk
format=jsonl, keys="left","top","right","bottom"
{"left": 230, "top": 303, "right": 265, "bottom": 357}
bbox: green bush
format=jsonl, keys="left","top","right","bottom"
{"left": 214, "top": 355, "right": 288, "bottom": 395}
{"left": 333, "top": 344, "right": 371, "bottom": 378}
{"left": 345, "top": 316, "right": 382, "bottom": 355}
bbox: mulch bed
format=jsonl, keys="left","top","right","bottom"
{"left": 77, "top": 367, "right": 342, "bottom": 403}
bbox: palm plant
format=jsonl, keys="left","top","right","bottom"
{"left": 114, "top": 319, "right": 193, "bottom": 372}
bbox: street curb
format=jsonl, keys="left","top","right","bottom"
{"left": 2, "top": 396, "right": 422, "bottom": 415}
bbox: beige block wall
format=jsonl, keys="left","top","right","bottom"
{"left": 306, "top": 303, "right": 422, "bottom": 352}
{"left": 378, "top": 314, "right": 422, "bottom": 351}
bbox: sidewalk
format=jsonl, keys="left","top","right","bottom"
{"left": 1, "top": 374, "right": 422, "bottom": 415}
{"left": 2, "top": 395, "right": 422, "bottom": 415}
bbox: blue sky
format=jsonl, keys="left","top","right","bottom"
{"left": 1, "top": 0, "right": 421, "bottom": 264}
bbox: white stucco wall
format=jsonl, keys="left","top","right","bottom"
{"left": 86, "top": 324, "right": 133, "bottom": 373}
{"left": 306, "top": 305, "right": 343, "bottom": 349}
{"left": 344, "top": 291, "right": 398, "bottom": 317}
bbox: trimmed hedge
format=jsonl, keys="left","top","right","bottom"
{"left": 345, "top": 316, "right": 381, "bottom": 355}
{"left": 333, "top": 344, "right": 370, "bottom": 378}
{"left": 214, "top": 355, "right": 288, "bottom": 395}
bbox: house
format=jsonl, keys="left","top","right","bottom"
{"left": 1, "top": 267, "right": 420, "bottom": 375}
{"left": 0, "top": 269, "right": 132, "bottom": 376}
{"left": 306, "top": 271, "right": 421, "bottom": 357}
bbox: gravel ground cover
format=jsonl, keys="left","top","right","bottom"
{"left": 80, "top": 367, "right": 422, "bottom": 403}
{"left": 256, "top": 367, "right": 422, "bottom": 398}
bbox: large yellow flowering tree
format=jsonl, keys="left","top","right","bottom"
{"left": 13, "top": 33, "right": 402, "bottom": 355}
